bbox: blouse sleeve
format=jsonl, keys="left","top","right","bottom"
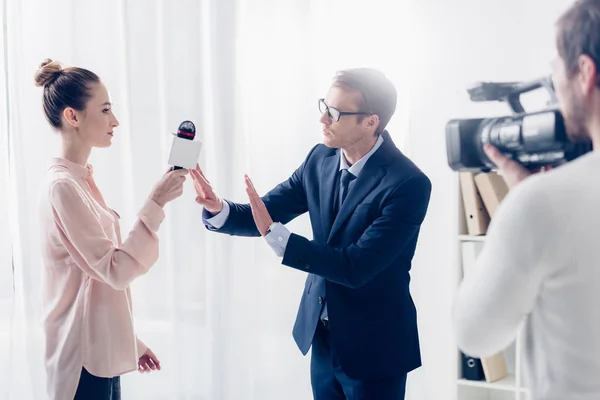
{"left": 50, "top": 179, "right": 165, "bottom": 290}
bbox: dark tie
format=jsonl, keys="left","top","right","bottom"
{"left": 322, "top": 168, "right": 355, "bottom": 322}
{"left": 338, "top": 168, "right": 354, "bottom": 208}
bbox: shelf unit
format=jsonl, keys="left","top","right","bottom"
{"left": 456, "top": 176, "right": 529, "bottom": 400}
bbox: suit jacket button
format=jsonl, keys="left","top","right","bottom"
{"left": 318, "top": 296, "right": 323, "bottom": 304}
{"left": 304, "top": 264, "right": 310, "bottom": 269}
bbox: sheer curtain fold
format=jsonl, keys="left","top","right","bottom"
{"left": 1, "top": 0, "right": 17, "bottom": 399}
{"left": 1, "top": 0, "right": 410, "bottom": 398}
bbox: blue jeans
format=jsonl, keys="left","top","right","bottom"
{"left": 74, "top": 367, "right": 121, "bottom": 400}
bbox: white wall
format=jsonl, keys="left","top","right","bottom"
{"left": 405, "top": 1, "right": 574, "bottom": 399}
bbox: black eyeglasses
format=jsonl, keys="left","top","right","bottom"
{"left": 318, "top": 98, "right": 371, "bottom": 122}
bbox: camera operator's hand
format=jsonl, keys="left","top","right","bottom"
{"left": 483, "top": 144, "right": 532, "bottom": 189}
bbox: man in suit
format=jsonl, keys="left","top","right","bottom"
{"left": 192, "top": 68, "right": 432, "bottom": 399}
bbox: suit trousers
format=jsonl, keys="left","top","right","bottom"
{"left": 310, "top": 321, "right": 407, "bottom": 400}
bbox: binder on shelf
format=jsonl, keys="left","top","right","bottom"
{"left": 474, "top": 172, "right": 509, "bottom": 218}
{"left": 481, "top": 352, "right": 509, "bottom": 382}
{"left": 459, "top": 172, "right": 490, "bottom": 235}
{"left": 461, "top": 353, "right": 485, "bottom": 381}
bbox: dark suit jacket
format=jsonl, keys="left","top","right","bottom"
{"left": 205, "top": 131, "right": 432, "bottom": 380}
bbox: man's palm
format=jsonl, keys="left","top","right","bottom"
{"left": 191, "top": 164, "right": 223, "bottom": 214}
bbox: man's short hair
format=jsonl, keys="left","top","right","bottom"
{"left": 332, "top": 68, "right": 397, "bottom": 135}
{"left": 556, "top": 0, "right": 600, "bottom": 86}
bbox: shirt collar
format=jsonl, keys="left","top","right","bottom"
{"left": 339, "top": 134, "right": 384, "bottom": 177}
{"left": 51, "top": 157, "right": 94, "bottom": 179}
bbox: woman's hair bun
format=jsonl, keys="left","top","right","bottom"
{"left": 34, "top": 58, "right": 63, "bottom": 87}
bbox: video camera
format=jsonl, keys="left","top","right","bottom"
{"left": 445, "top": 76, "right": 592, "bottom": 172}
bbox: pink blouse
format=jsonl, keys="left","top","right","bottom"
{"left": 38, "top": 158, "right": 165, "bottom": 399}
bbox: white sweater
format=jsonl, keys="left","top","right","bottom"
{"left": 453, "top": 151, "right": 600, "bottom": 400}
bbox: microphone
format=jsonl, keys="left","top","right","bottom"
{"left": 173, "top": 121, "right": 196, "bottom": 170}
{"left": 168, "top": 120, "right": 202, "bottom": 170}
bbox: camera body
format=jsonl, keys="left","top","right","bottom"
{"left": 446, "top": 76, "right": 592, "bottom": 172}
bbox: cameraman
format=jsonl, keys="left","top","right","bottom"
{"left": 453, "top": 1, "right": 600, "bottom": 399}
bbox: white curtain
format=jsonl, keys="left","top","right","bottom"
{"left": 0, "top": 0, "right": 411, "bottom": 399}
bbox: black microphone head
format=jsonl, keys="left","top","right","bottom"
{"left": 177, "top": 120, "right": 196, "bottom": 140}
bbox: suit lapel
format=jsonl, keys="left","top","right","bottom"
{"left": 327, "top": 133, "right": 394, "bottom": 242}
{"left": 328, "top": 165, "right": 386, "bottom": 242}
{"left": 319, "top": 152, "right": 339, "bottom": 238}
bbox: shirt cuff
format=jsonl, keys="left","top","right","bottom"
{"left": 138, "top": 198, "right": 166, "bottom": 233}
{"left": 203, "top": 200, "right": 230, "bottom": 229}
{"left": 265, "top": 222, "right": 291, "bottom": 257}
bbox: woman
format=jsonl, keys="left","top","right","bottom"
{"left": 35, "top": 58, "right": 188, "bottom": 399}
